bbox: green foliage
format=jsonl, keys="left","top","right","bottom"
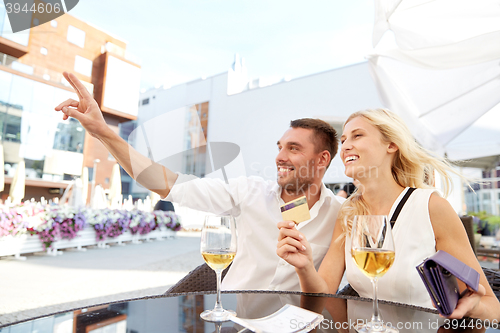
{"left": 468, "top": 211, "right": 500, "bottom": 227}
{"left": 486, "top": 215, "right": 500, "bottom": 227}
{"left": 468, "top": 211, "right": 489, "bottom": 220}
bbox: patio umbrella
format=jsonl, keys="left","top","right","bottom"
{"left": 9, "top": 160, "right": 25, "bottom": 204}
{"left": 81, "top": 167, "right": 89, "bottom": 206}
{"left": 368, "top": 0, "right": 500, "bottom": 159}
{"left": 108, "top": 163, "right": 122, "bottom": 207}
{"left": 0, "top": 145, "right": 4, "bottom": 192}
{"left": 91, "top": 184, "right": 107, "bottom": 209}
{"left": 150, "top": 191, "right": 161, "bottom": 211}
{"left": 69, "top": 178, "right": 84, "bottom": 208}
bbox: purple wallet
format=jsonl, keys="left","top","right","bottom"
{"left": 416, "top": 250, "right": 480, "bottom": 316}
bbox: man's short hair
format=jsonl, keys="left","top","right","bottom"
{"left": 290, "top": 118, "right": 338, "bottom": 167}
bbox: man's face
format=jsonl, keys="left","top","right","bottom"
{"left": 276, "top": 127, "right": 320, "bottom": 193}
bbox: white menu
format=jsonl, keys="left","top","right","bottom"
{"left": 229, "top": 304, "right": 323, "bottom": 333}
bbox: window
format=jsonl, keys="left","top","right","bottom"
{"left": 483, "top": 193, "right": 491, "bottom": 201}
{"left": 53, "top": 118, "right": 85, "bottom": 153}
{"left": 142, "top": 98, "right": 149, "bottom": 105}
{"left": 1, "top": 12, "right": 30, "bottom": 46}
{"left": 11, "top": 61, "right": 33, "bottom": 75}
{"left": 118, "top": 120, "right": 137, "bottom": 141}
{"left": 63, "top": 173, "right": 74, "bottom": 181}
{"left": 25, "top": 159, "right": 44, "bottom": 179}
{"left": 74, "top": 55, "right": 92, "bottom": 77}
{"left": 3, "top": 114, "right": 21, "bottom": 142}
{"left": 40, "top": 47, "right": 48, "bottom": 55}
{"left": 67, "top": 25, "right": 85, "bottom": 48}
{"left": 0, "top": 3, "right": 5, "bottom": 34}
{"left": 50, "top": 20, "right": 57, "bottom": 28}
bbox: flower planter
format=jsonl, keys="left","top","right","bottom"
{"left": 109, "top": 230, "right": 134, "bottom": 245}
{"left": 0, "top": 234, "right": 44, "bottom": 257}
{"left": 52, "top": 227, "right": 96, "bottom": 251}
{"left": 0, "top": 206, "right": 181, "bottom": 258}
{"left": 144, "top": 229, "right": 163, "bottom": 241}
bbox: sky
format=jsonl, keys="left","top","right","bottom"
{"left": 69, "top": 0, "right": 375, "bottom": 90}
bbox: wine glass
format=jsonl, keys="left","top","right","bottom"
{"left": 351, "top": 215, "right": 397, "bottom": 333}
{"left": 200, "top": 215, "right": 237, "bottom": 322}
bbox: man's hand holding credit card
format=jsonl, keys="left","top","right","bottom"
{"left": 280, "top": 196, "right": 310, "bottom": 224}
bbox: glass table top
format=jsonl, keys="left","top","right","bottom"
{"left": 0, "top": 291, "right": 498, "bottom": 333}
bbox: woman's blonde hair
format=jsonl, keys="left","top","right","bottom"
{"left": 339, "top": 108, "right": 461, "bottom": 235}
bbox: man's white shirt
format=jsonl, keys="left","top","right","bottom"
{"left": 166, "top": 174, "right": 342, "bottom": 291}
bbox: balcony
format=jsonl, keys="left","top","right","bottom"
{"left": 0, "top": 6, "right": 29, "bottom": 57}
{"left": 0, "top": 51, "right": 94, "bottom": 93}
{"left": 0, "top": 36, "right": 28, "bottom": 58}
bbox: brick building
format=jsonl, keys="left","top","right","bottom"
{"left": 0, "top": 6, "right": 140, "bottom": 202}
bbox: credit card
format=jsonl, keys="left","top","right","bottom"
{"left": 280, "top": 196, "right": 310, "bottom": 224}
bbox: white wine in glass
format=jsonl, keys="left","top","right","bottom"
{"left": 200, "top": 215, "right": 237, "bottom": 322}
{"left": 351, "top": 215, "right": 398, "bottom": 333}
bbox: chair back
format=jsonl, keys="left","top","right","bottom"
{"left": 460, "top": 215, "right": 476, "bottom": 254}
{"left": 165, "top": 263, "right": 231, "bottom": 294}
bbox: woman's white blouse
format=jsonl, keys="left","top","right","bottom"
{"left": 345, "top": 188, "right": 438, "bottom": 309}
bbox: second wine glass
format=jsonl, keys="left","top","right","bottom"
{"left": 200, "top": 215, "right": 237, "bottom": 322}
{"left": 351, "top": 215, "right": 397, "bottom": 333}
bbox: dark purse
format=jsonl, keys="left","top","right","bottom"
{"left": 416, "top": 250, "right": 480, "bottom": 316}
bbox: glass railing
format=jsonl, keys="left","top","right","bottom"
{"left": 0, "top": 2, "right": 5, "bottom": 35}
{"left": 0, "top": 6, "right": 30, "bottom": 46}
{"left": 0, "top": 51, "right": 94, "bottom": 93}
{"left": 0, "top": 51, "right": 18, "bottom": 67}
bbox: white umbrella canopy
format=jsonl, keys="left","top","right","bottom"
{"left": 81, "top": 167, "right": 89, "bottom": 206}
{"left": 91, "top": 184, "right": 107, "bottom": 209}
{"left": 0, "top": 145, "right": 4, "bottom": 192}
{"left": 369, "top": 0, "right": 500, "bottom": 158}
{"left": 69, "top": 178, "right": 84, "bottom": 208}
{"left": 9, "top": 160, "right": 25, "bottom": 205}
{"left": 108, "top": 163, "right": 122, "bottom": 207}
{"left": 373, "top": 0, "right": 500, "bottom": 53}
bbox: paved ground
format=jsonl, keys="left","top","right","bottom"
{"left": 0, "top": 232, "right": 205, "bottom": 326}
{"left": 0, "top": 232, "right": 497, "bottom": 327}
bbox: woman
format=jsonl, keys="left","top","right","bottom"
{"left": 277, "top": 109, "right": 500, "bottom": 321}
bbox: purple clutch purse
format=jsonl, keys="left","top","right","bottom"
{"left": 416, "top": 250, "right": 480, "bottom": 316}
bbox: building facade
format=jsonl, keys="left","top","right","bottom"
{"left": 134, "top": 59, "right": 383, "bottom": 197}
{"left": 0, "top": 4, "right": 140, "bottom": 202}
{"left": 465, "top": 167, "right": 500, "bottom": 216}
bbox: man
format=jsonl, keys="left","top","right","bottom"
{"left": 337, "top": 181, "right": 356, "bottom": 199}
{"left": 55, "top": 72, "right": 342, "bottom": 291}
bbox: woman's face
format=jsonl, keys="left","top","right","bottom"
{"left": 340, "top": 116, "right": 396, "bottom": 180}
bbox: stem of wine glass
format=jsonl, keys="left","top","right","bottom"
{"left": 214, "top": 269, "right": 223, "bottom": 312}
{"left": 371, "top": 277, "right": 383, "bottom": 329}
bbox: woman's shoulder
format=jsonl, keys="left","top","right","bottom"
{"left": 413, "top": 187, "right": 441, "bottom": 196}
{"left": 408, "top": 187, "right": 441, "bottom": 205}
{"left": 427, "top": 190, "right": 463, "bottom": 237}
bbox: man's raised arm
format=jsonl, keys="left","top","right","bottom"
{"left": 54, "top": 72, "right": 178, "bottom": 198}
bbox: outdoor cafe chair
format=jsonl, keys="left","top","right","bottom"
{"left": 165, "top": 263, "right": 231, "bottom": 294}
{"left": 165, "top": 261, "right": 499, "bottom": 300}
{"left": 337, "top": 268, "right": 500, "bottom": 300}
